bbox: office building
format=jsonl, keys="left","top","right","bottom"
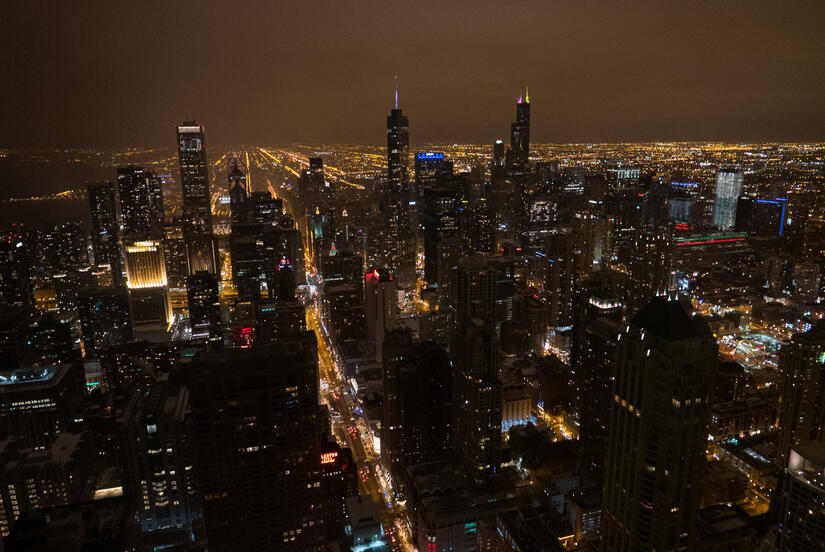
{"left": 176, "top": 122, "right": 216, "bottom": 274}
{"left": 0, "top": 431, "right": 96, "bottom": 537}
{"left": 602, "top": 297, "right": 716, "bottom": 551}
{"left": 87, "top": 181, "right": 122, "bottom": 284}
{"left": 123, "top": 377, "right": 201, "bottom": 533}
{"left": 228, "top": 157, "right": 249, "bottom": 225}
{"left": 454, "top": 317, "right": 501, "bottom": 485}
{"left": 187, "top": 270, "right": 221, "bottom": 342}
{"left": 124, "top": 239, "right": 171, "bottom": 328}
{"left": 117, "top": 166, "right": 163, "bottom": 238}
{"left": 509, "top": 88, "right": 530, "bottom": 168}
{"left": 422, "top": 183, "right": 460, "bottom": 288}
{"left": 0, "top": 225, "right": 35, "bottom": 314}
{"left": 3, "top": 496, "right": 138, "bottom": 551}
{"left": 386, "top": 80, "right": 410, "bottom": 231}
{"left": 78, "top": 287, "right": 133, "bottom": 359}
{"left": 0, "top": 363, "right": 85, "bottom": 448}
{"left": 365, "top": 268, "right": 396, "bottom": 363}
{"left": 188, "top": 338, "right": 327, "bottom": 551}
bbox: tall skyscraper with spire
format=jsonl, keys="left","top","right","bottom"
{"left": 176, "top": 122, "right": 216, "bottom": 274}
{"left": 386, "top": 77, "right": 410, "bottom": 228}
{"left": 385, "top": 78, "right": 416, "bottom": 288}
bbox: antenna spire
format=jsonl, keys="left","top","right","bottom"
{"left": 394, "top": 76, "right": 399, "bottom": 109}
{"left": 525, "top": 85, "right": 530, "bottom": 104}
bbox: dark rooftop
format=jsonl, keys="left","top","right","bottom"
{"left": 630, "top": 297, "right": 703, "bottom": 340}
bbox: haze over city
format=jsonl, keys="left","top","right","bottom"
{"left": 1, "top": 3, "right": 825, "bottom": 552}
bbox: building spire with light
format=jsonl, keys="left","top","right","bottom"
{"left": 394, "top": 75, "right": 399, "bottom": 109}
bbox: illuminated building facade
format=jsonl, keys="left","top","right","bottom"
{"left": 602, "top": 298, "right": 716, "bottom": 552}
{"left": 124, "top": 239, "right": 171, "bottom": 327}
{"left": 712, "top": 168, "right": 744, "bottom": 230}
{"left": 176, "top": 122, "right": 216, "bottom": 274}
{"left": 188, "top": 338, "right": 326, "bottom": 551}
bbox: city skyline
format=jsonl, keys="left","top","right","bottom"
{"left": 1, "top": 4, "right": 825, "bottom": 551}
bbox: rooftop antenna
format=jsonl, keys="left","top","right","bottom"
{"left": 394, "top": 76, "right": 399, "bottom": 110}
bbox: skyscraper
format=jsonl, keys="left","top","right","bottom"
{"left": 228, "top": 157, "right": 249, "bottom": 225}
{"left": 453, "top": 317, "right": 501, "bottom": 485}
{"left": 365, "top": 267, "right": 396, "bottom": 363}
{"left": 188, "top": 338, "right": 326, "bottom": 551}
{"left": 602, "top": 297, "right": 716, "bottom": 552}
{"left": 776, "top": 322, "right": 825, "bottom": 469}
{"left": 124, "top": 239, "right": 171, "bottom": 329}
{"left": 626, "top": 224, "right": 673, "bottom": 315}
{"left": 505, "top": 90, "right": 531, "bottom": 243}
{"left": 186, "top": 270, "right": 221, "bottom": 343}
{"left": 777, "top": 441, "right": 825, "bottom": 550}
{"left": 77, "top": 287, "right": 133, "bottom": 359}
{"left": 382, "top": 328, "right": 415, "bottom": 475}
{"left": 117, "top": 166, "right": 163, "bottom": 238}
{"left": 712, "top": 168, "right": 744, "bottom": 230}
{"left": 123, "top": 377, "right": 201, "bottom": 533}
{"left": 386, "top": 79, "right": 410, "bottom": 229}
{"left": 509, "top": 88, "right": 530, "bottom": 167}
{"left": 176, "top": 122, "right": 216, "bottom": 273}
{"left": 0, "top": 226, "right": 34, "bottom": 314}
{"left": 385, "top": 82, "right": 416, "bottom": 288}
{"left": 87, "top": 181, "right": 122, "bottom": 285}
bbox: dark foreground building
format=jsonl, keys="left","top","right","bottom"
{"left": 188, "top": 336, "right": 327, "bottom": 551}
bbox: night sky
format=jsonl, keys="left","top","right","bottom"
{"left": 2, "top": 1, "right": 824, "bottom": 147}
